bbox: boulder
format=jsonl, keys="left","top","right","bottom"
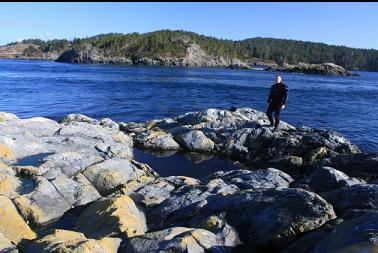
{"left": 24, "top": 229, "right": 121, "bottom": 253}
{"left": 208, "top": 168, "right": 293, "bottom": 190}
{"left": 201, "top": 188, "right": 336, "bottom": 250}
{"left": 266, "top": 62, "right": 358, "bottom": 76}
{"left": 75, "top": 195, "right": 147, "bottom": 239}
{"left": 82, "top": 158, "right": 146, "bottom": 196}
{"left": 295, "top": 166, "right": 364, "bottom": 193}
{"left": 313, "top": 211, "right": 378, "bottom": 253}
{"left": 0, "top": 195, "right": 36, "bottom": 244}
{"left": 175, "top": 130, "right": 214, "bottom": 152}
{"left": 134, "top": 131, "right": 180, "bottom": 150}
{"left": 60, "top": 113, "right": 97, "bottom": 124}
{"left": 14, "top": 176, "right": 72, "bottom": 226}
{"left": 322, "top": 184, "right": 378, "bottom": 213}
{"left": 120, "top": 227, "right": 222, "bottom": 253}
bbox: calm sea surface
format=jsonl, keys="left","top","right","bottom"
{"left": 1, "top": 59, "right": 377, "bottom": 152}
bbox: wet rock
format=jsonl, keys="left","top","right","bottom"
{"left": 134, "top": 131, "right": 180, "bottom": 150}
{"left": 208, "top": 168, "right": 293, "bottom": 190}
{"left": 296, "top": 166, "right": 364, "bottom": 193}
{"left": 202, "top": 188, "right": 336, "bottom": 250}
{"left": 14, "top": 176, "right": 72, "bottom": 226}
{"left": 120, "top": 227, "right": 223, "bottom": 253}
{"left": 313, "top": 211, "right": 378, "bottom": 253}
{"left": 0, "top": 195, "right": 36, "bottom": 244}
{"left": 82, "top": 158, "right": 146, "bottom": 196}
{"left": 24, "top": 229, "right": 121, "bottom": 253}
{"left": 322, "top": 184, "right": 378, "bottom": 213}
{"left": 175, "top": 130, "right": 215, "bottom": 152}
{"left": 75, "top": 195, "right": 147, "bottom": 239}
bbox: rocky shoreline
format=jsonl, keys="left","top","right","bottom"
{"left": 266, "top": 62, "right": 358, "bottom": 76}
{"left": 0, "top": 108, "right": 377, "bottom": 253}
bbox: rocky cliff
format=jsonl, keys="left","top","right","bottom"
{"left": 0, "top": 108, "right": 377, "bottom": 253}
{"left": 56, "top": 43, "right": 252, "bottom": 70}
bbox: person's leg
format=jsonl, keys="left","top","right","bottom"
{"left": 274, "top": 106, "right": 282, "bottom": 129}
{"left": 266, "top": 103, "right": 274, "bottom": 126}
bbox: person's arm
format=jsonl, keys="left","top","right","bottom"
{"left": 282, "top": 85, "right": 289, "bottom": 106}
{"left": 267, "top": 86, "right": 273, "bottom": 103}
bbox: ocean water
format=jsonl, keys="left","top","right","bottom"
{"left": 0, "top": 59, "right": 377, "bottom": 152}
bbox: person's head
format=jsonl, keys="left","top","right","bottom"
{"left": 275, "top": 75, "right": 282, "bottom": 84}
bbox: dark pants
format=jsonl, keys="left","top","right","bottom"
{"left": 266, "top": 103, "right": 282, "bottom": 128}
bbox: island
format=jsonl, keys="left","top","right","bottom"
{"left": 1, "top": 30, "right": 376, "bottom": 75}
{"left": 0, "top": 107, "right": 377, "bottom": 253}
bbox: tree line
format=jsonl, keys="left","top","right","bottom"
{"left": 10, "top": 30, "right": 378, "bottom": 71}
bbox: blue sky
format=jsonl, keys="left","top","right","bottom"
{"left": 0, "top": 2, "right": 377, "bottom": 49}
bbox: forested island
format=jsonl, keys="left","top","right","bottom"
{"left": 0, "top": 30, "right": 377, "bottom": 74}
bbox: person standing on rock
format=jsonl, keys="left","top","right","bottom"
{"left": 266, "top": 75, "right": 288, "bottom": 132}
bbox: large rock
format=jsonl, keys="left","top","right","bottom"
{"left": 313, "top": 211, "right": 378, "bottom": 253}
{"left": 201, "top": 188, "right": 336, "bottom": 250}
{"left": 322, "top": 184, "right": 378, "bottom": 213}
{"left": 296, "top": 166, "right": 364, "bottom": 193}
{"left": 120, "top": 227, "right": 222, "bottom": 253}
{"left": 312, "top": 152, "right": 378, "bottom": 181}
{"left": 82, "top": 158, "right": 146, "bottom": 195}
{"left": 72, "top": 173, "right": 101, "bottom": 206}
{"left": 208, "top": 168, "right": 293, "bottom": 190}
{"left": 175, "top": 130, "right": 215, "bottom": 152}
{"left": 134, "top": 131, "right": 180, "bottom": 150}
{"left": 14, "top": 176, "right": 73, "bottom": 226}
{"left": 24, "top": 229, "right": 121, "bottom": 253}
{"left": 75, "top": 195, "right": 147, "bottom": 239}
{"left": 0, "top": 195, "right": 36, "bottom": 244}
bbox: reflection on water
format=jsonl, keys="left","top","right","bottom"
{"left": 134, "top": 148, "right": 247, "bottom": 179}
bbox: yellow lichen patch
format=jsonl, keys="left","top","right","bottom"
{"left": 29, "top": 229, "right": 121, "bottom": 253}
{"left": 0, "top": 145, "right": 16, "bottom": 163}
{"left": 120, "top": 175, "right": 154, "bottom": 195}
{"left": 109, "top": 195, "right": 147, "bottom": 237}
{"left": 0, "top": 195, "right": 36, "bottom": 243}
{"left": 178, "top": 176, "right": 199, "bottom": 186}
{"left": 13, "top": 196, "right": 46, "bottom": 226}
{"left": 0, "top": 173, "right": 20, "bottom": 198}
{"left": 112, "top": 132, "right": 131, "bottom": 143}
{"left": 305, "top": 146, "right": 330, "bottom": 161}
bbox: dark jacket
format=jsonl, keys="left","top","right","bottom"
{"left": 267, "top": 83, "right": 289, "bottom": 106}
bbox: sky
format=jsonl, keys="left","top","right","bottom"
{"left": 0, "top": 2, "right": 377, "bottom": 49}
